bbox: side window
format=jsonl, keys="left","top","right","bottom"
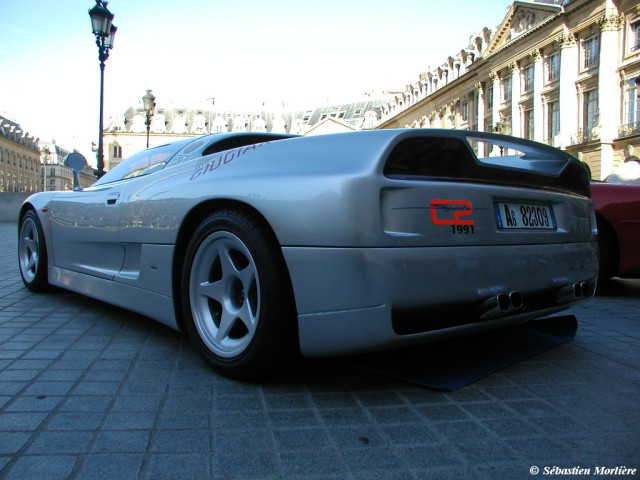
{"left": 94, "top": 142, "right": 185, "bottom": 185}
{"left": 121, "top": 150, "right": 173, "bottom": 179}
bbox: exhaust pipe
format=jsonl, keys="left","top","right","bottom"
{"left": 554, "top": 281, "right": 592, "bottom": 304}
{"left": 579, "top": 282, "right": 590, "bottom": 297}
{"left": 508, "top": 291, "right": 523, "bottom": 309}
{"left": 497, "top": 293, "right": 510, "bottom": 311}
{"left": 476, "top": 291, "right": 523, "bottom": 320}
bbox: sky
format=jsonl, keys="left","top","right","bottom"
{"left": 0, "top": 0, "right": 512, "bottom": 162}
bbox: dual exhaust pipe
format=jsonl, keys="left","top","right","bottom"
{"left": 477, "top": 281, "right": 593, "bottom": 319}
{"left": 476, "top": 291, "right": 523, "bottom": 320}
{"left": 554, "top": 282, "right": 592, "bottom": 304}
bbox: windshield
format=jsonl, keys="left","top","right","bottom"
{"left": 94, "top": 138, "right": 195, "bottom": 186}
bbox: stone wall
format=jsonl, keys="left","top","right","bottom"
{"left": 0, "top": 192, "right": 30, "bottom": 223}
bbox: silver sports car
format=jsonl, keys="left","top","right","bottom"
{"left": 18, "top": 130, "right": 598, "bottom": 378}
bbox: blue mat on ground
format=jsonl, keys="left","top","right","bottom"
{"left": 338, "top": 315, "right": 577, "bottom": 391}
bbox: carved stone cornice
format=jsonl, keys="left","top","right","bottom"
{"left": 599, "top": 14, "right": 624, "bottom": 32}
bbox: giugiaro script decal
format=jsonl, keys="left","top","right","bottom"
{"left": 189, "top": 142, "right": 269, "bottom": 181}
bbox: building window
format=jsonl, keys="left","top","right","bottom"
{"left": 583, "top": 35, "right": 599, "bottom": 69}
{"left": 523, "top": 110, "right": 534, "bottom": 140}
{"left": 488, "top": 85, "right": 494, "bottom": 109}
{"left": 502, "top": 76, "right": 512, "bottom": 101}
{"left": 621, "top": 77, "right": 640, "bottom": 137}
{"left": 583, "top": 90, "right": 599, "bottom": 131}
{"left": 546, "top": 53, "right": 560, "bottom": 82}
{"left": 631, "top": 19, "right": 640, "bottom": 52}
{"left": 626, "top": 78, "right": 640, "bottom": 123}
{"left": 522, "top": 65, "right": 534, "bottom": 92}
{"left": 113, "top": 145, "right": 122, "bottom": 158}
{"left": 547, "top": 101, "right": 560, "bottom": 142}
{"left": 461, "top": 101, "right": 469, "bottom": 122}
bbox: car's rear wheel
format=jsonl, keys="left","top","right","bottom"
{"left": 18, "top": 210, "right": 50, "bottom": 292}
{"left": 181, "top": 210, "right": 296, "bottom": 378}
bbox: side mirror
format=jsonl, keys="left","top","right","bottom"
{"left": 64, "top": 152, "right": 88, "bottom": 191}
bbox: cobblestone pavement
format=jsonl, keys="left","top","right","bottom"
{"left": 1, "top": 222, "right": 639, "bottom": 479}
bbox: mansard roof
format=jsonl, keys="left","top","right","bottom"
{"left": 0, "top": 114, "right": 39, "bottom": 151}
{"left": 109, "top": 98, "right": 383, "bottom": 135}
{"left": 305, "top": 116, "right": 357, "bottom": 136}
{"left": 484, "top": 0, "right": 564, "bottom": 55}
{"left": 299, "top": 99, "right": 382, "bottom": 126}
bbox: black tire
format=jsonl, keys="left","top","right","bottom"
{"left": 18, "top": 210, "right": 50, "bottom": 292}
{"left": 181, "top": 210, "right": 296, "bottom": 379}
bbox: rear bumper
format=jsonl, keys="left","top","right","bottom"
{"left": 282, "top": 242, "right": 598, "bottom": 356}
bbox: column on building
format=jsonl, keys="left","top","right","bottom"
{"left": 532, "top": 49, "right": 544, "bottom": 142}
{"left": 558, "top": 28, "right": 579, "bottom": 148}
{"left": 597, "top": 12, "right": 623, "bottom": 178}
{"left": 476, "top": 82, "right": 485, "bottom": 132}
{"left": 510, "top": 62, "right": 521, "bottom": 137}
{"left": 491, "top": 72, "right": 501, "bottom": 131}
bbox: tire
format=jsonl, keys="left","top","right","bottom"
{"left": 181, "top": 210, "right": 296, "bottom": 378}
{"left": 18, "top": 210, "right": 50, "bottom": 292}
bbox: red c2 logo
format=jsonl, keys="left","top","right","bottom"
{"left": 430, "top": 199, "right": 474, "bottom": 225}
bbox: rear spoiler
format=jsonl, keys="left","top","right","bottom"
{"left": 384, "top": 130, "right": 590, "bottom": 197}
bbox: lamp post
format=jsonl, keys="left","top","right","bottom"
{"left": 88, "top": 0, "right": 117, "bottom": 179}
{"left": 142, "top": 90, "right": 156, "bottom": 148}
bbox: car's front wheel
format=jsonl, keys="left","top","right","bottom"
{"left": 181, "top": 210, "right": 296, "bottom": 378}
{"left": 18, "top": 210, "right": 50, "bottom": 292}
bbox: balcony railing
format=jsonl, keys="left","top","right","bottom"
{"left": 570, "top": 128, "right": 600, "bottom": 145}
{"left": 618, "top": 122, "right": 640, "bottom": 138}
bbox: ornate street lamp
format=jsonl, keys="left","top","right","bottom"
{"left": 142, "top": 90, "right": 156, "bottom": 148}
{"left": 88, "top": 0, "right": 117, "bottom": 178}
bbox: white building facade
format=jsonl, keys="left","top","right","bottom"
{"left": 378, "top": 0, "right": 640, "bottom": 180}
{"left": 102, "top": 99, "right": 384, "bottom": 171}
{"left": 0, "top": 115, "right": 40, "bottom": 193}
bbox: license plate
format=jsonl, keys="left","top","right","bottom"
{"left": 495, "top": 202, "right": 556, "bottom": 230}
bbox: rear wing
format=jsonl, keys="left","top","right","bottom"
{"left": 384, "top": 130, "right": 590, "bottom": 197}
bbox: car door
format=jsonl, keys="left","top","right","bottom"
{"left": 48, "top": 184, "right": 125, "bottom": 280}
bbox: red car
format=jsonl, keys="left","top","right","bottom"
{"left": 591, "top": 181, "right": 640, "bottom": 281}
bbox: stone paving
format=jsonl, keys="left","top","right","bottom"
{"left": 1, "top": 222, "right": 639, "bottom": 479}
